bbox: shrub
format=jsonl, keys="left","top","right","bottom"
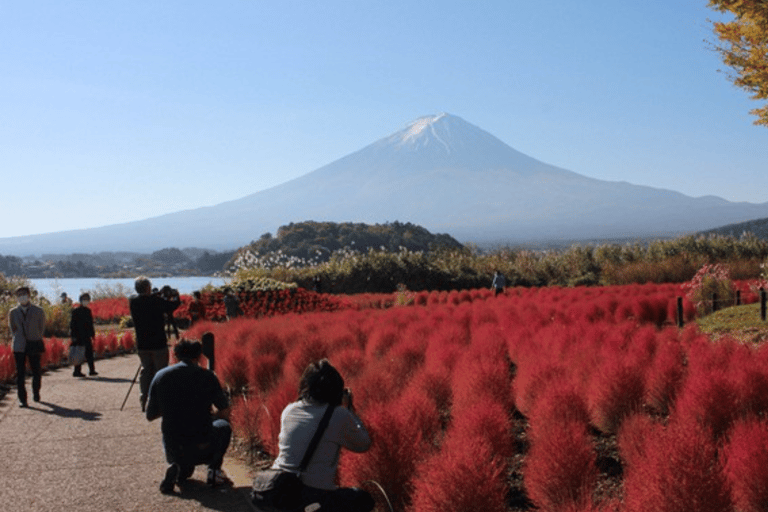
{"left": 120, "top": 331, "right": 135, "bottom": 352}
{"left": 644, "top": 336, "right": 686, "bottom": 415}
{"left": 257, "top": 380, "right": 297, "bottom": 457}
{"left": 229, "top": 395, "right": 264, "bottom": 457}
{"left": 451, "top": 353, "right": 512, "bottom": 412}
{"left": 617, "top": 413, "right": 662, "bottom": 475}
{"left": 529, "top": 381, "right": 590, "bottom": 444}
{"left": 674, "top": 367, "right": 742, "bottom": 439}
{"left": 523, "top": 420, "right": 598, "bottom": 512}
{"left": 339, "top": 400, "right": 432, "bottom": 512}
{"left": 218, "top": 347, "right": 250, "bottom": 394}
{"left": 408, "top": 437, "right": 508, "bottom": 512}
{"left": 722, "top": 417, "right": 768, "bottom": 512}
{"left": 248, "top": 353, "right": 283, "bottom": 394}
{"left": 623, "top": 420, "right": 732, "bottom": 512}
{"left": 513, "top": 362, "right": 568, "bottom": 416}
{"left": 587, "top": 360, "right": 645, "bottom": 434}
{"left": 0, "top": 344, "right": 14, "bottom": 382}
{"left": 449, "top": 400, "right": 514, "bottom": 458}
{"left": 681, "top": 263, "right": 735, "bottom": 316}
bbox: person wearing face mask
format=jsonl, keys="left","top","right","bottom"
{"left": 70, "top": 292, "right": 97, "bottom": 377}
{"left": 8, "top": 286, "right": 46, "bottom": 407}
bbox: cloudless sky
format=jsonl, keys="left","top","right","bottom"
{"left": 2, "top": 1, "right": 767, "bottom": 239}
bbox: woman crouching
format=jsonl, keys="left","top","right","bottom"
{"left": 271, "top": 359, "right": 374, "bottom": 512}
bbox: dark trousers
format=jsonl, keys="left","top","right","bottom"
{"left": 14, "top": 351, "right": 41, "bottom": 403}
{"left": 301, "top": 486, "right": 375, "bottom": 512}
{"left": 164, "top": 419, "right": 232, "bottom": 471}
{"left": 74, "top": 341, "right": 95, "bottom": 374}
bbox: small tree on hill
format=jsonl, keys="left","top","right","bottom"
{"left": 681, "top": 263, "right": 735, "bottom": 315}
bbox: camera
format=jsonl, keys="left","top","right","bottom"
{"left": 157, "top": 285, "right": 180, "bottom": 300}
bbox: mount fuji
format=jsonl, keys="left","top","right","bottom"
{"left": 3, "top": 113, "right": 768, "bottom": 255}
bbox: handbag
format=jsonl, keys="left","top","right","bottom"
{"left": 252, "top": 404, "right": 336, "bottom": 512}
{"left": 69, "top": 345, "right": 86, "bottom": 365}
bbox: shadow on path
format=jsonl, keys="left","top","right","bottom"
{"left": 31, "top": 401, "right": 103, "bottom": 421}
{"left": 165, "top": 480, "right": 255, "bottom": 511}
{"left": 84, "top": 375, "right": 134, "bottom": 384}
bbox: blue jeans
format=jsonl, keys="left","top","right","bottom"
{"left": 163, "top": 419, "right": 232, "bottom": 471}
{"left": 14, "top": 351, "right": 41, "bottom": 403}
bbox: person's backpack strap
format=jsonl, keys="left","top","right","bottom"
{"left": 299, "top": 404, "right": 336, "bottom": 472}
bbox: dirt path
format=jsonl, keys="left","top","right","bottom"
{"left": 0, "top": 353, "right": 257, "bottom": 512}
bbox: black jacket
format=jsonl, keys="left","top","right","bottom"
{"left": 70, "top": 306, "right": 96, "bottom": 346}
{"left": 129, "top": 294, "right": 180, "bottom": 350}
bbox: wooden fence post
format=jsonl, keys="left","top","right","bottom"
{"left": 761, "top": 288, "right": 767, "bottom": 322}
{"left": 677, "top": 297, "right": 684, "bottom": 328}
{"left": 736, "top": 290, "right": 741, "bottom": 306}
{"left": 712, "top": 293, "right": 718, "bottom": 313}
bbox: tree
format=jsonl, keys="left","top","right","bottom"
{"left": 709, "top": 1, "right": 768, "bottom": 126}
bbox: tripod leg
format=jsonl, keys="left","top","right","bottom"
{"left": 120, "top": 363, "right": 142, "bottom": 411}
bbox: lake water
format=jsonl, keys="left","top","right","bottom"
{"left": 30, "top": 276, "right": 231, "bottom": 301}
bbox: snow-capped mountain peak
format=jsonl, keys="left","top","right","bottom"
{"left": 393, "top": 113, "right": 455, "bottom": 152}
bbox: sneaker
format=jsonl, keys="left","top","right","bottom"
{"left": 160, "top": 463, "right": 180, "bottom": 494}
{"left": 18, "top": 400, "right": 28, "bottom": 408}
{"left": 89, "top": 371, "right": 99, "bottom": 376}
{"left": 73, "top": 371, "right": 85, "bottom": 377}
{"left": 206, "top": 468, "right": 233, "bottom": 488}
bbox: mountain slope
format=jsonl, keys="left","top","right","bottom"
{"left": 1, "top": 113, "right": 767, "bottom": 255}
{"left": 700, "top": 217, "right": 768, "bottom": 238}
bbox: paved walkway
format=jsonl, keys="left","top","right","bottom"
{"left": 0, "top": 353, "right": 257, "bottom": 512}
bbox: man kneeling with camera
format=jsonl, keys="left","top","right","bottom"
{"left": 146, "top": 339, "right": 233, "bottom": 494}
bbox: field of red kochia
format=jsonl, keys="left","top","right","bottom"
{"left": 180, "top": 282, "right": 768, "bottom": 512}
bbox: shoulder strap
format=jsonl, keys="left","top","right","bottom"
{"left": 298, "top": 404, "right": 336, "bottom": 472}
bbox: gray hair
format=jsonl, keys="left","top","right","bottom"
{"left": 134, "top": 276, "right": 152, "bottom": 294}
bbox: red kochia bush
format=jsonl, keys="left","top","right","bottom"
{"left": 229, "top": 395, "right": 263, "bottom": 450}
{"left": 408, "top": 437, "right": 508, "bottom": 512}
{"left": 617, "top": 413, "right": 663, "bottom": 475}
{"left": 449, "top": 400, "right": 514, "bottom": 458}
{"left": 0, "top": 345, "right": 14, "bottom": 382}
{"left": 339, "top": 400, "right": 432, "bottom": 512}
{"left": 644, "top": 337, "right": 686, "bottom": 414}
{"left": 523, "top": 420, "right": 598, "bottom": 512}
{"left": 673, "top": 367, "right": 741, "bottom": 439}
{"left": 248, "top": 352, "right": 283, "bottom": 394}
{"left": 529, "top": 380, "right": 590, "bottom": 444}
{"left": 623, "top": 420, "right": 732, "bottom": 512}
{"left": 257, "top": 380, "right": 297, "bottom": 457}
{"left": 587, "top": 360, "right": 645, "bottom": 434}
{"left": 42, "top": 337, "right": 66, "bottom": 367}
{"left": 217, "top": 347, "right": 250, "bottom": 394}
{"left": 722, "top": 417, "right": 768, "bottom": 512}
{"left": 120, "top": 331, "right": 135, "bottom": 351}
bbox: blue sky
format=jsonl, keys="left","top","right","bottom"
{"left": 2, "top": 1, "right": 766, "bottom": 240}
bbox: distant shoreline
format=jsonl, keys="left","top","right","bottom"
{"left": 30, "top": 276, "right": 230, "bottom": 301}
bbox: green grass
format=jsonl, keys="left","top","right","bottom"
{"left": 696, "top": 303, "right": 768, "bottom": 344}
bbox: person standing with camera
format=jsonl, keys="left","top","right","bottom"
{"left": 8, "top": 286, "right": 46, "bottom": 407}
{"left": 129, "top": 276, "right": 180, "bottom": 412}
